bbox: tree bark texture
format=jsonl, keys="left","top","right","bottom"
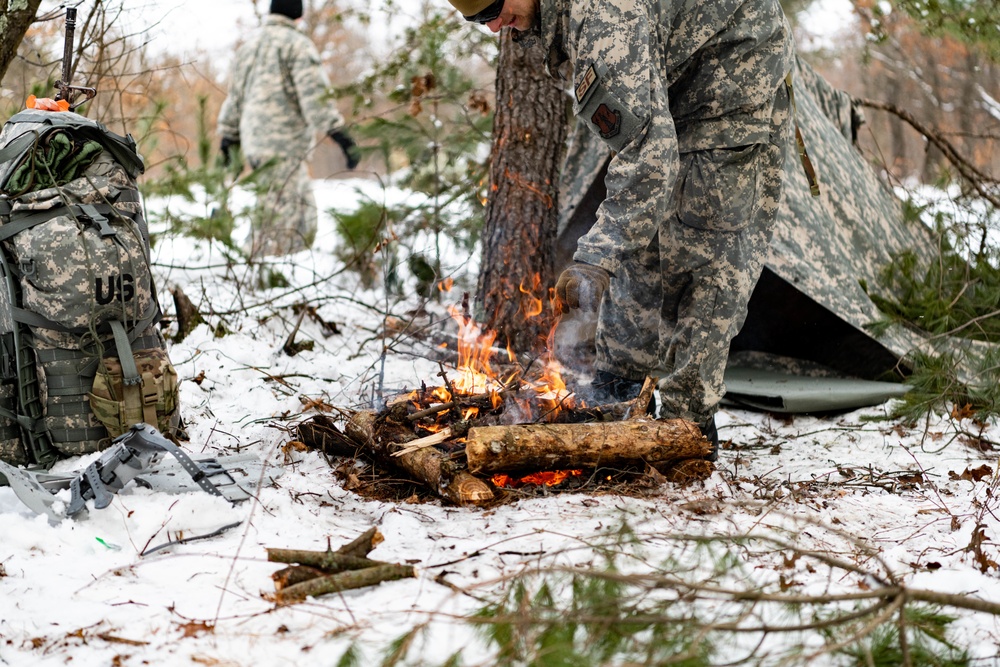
{"left": 0, "top": 0, "right": 43, "bottom": 84}
{"left": 465, "top": 419, "right": 712, "bottom": 475}
{"left": 345, "top": 410, "right": 494, "bottom": 506}
{"left": 476, "top": 31, "right": 568, "bottom": 353}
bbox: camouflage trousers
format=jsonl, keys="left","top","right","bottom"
{"left": 247, "top": 155, "right": 317, "bottom": 256}
{"left": 595, "top": 84, "right": 793, "bottom": 425}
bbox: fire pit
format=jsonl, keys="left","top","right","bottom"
{"left": 297, "top": 302, "right": 714, "bottom": 505}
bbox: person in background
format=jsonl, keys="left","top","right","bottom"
{"left": 445, "top": 0, "right": 795, "bottom": 460}
{"left": 217, "top": 0, "right": 359, "bottom": 256}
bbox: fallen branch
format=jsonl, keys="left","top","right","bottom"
{"left": 267, "top": 548, "right": 389, "bottom": 573}
{"left": 270, "top": 527, "right": 384, "bottom": 590}
{"left": 272, "top": 563, "right": 416, "bottom": 605}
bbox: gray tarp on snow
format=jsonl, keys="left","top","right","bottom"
{"left": 554, "top": 56, "right": 963, "bottom": 412}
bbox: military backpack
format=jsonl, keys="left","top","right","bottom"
{"left": 0, "top": 108, "right": 180, "bottom": 468}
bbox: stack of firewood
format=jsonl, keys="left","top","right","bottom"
{"left": 267, "top": 528, "right": 415, "bottom": 605}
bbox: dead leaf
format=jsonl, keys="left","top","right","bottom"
{"left": 177, "top": 621, "right": 214, "bottom": 638}
{"left": 897, "top": 472, "right": 924, "bottom": 485}
{"left": 951, "top": 403, "right": 976, "bottom": 421}
{"left": 281, "top": 440, "right": 309, "bottom": 464}
{"left": 969, "top": 525, "right": 999, "bottom": 573}
{"left": 299, "top": 395, "right": 333, "bottom": 413}
{"left": 948, "top": 464, "right": 994, "bottom": 483}
{"left": 191, "top": 370, "right": 206, "bottom": 385}
{"left": 644, "top": 463, "right": 667, "bottom": 486}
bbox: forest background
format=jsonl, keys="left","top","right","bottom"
{"left": 3, "top": 0, "right": 998, "bottom": 199}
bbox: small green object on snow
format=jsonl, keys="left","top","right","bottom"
{"left": 96, "top": 537, "right": 121, "bottom": 551}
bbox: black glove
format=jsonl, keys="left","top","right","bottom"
{"left": 554, "top": 262, "right": 611, "bottom": 311}
{"left": 328, "top": 129, "right": 360, "bottom": 170}
{"left": 219, "top": 137, "right": 240, "bottom": 167}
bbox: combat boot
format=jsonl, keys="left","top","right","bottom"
{"left": 591, "top": 370, "right": 643, "bottom": 403}
{"left": 700, "top": 416, "right": 719, "bottom": 462}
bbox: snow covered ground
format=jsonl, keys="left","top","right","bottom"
{"left": 1, "top": 177, "right": 999, "bottom": 666}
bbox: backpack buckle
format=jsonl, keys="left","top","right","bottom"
{"left": 18, "top": 258, "right": 34, "bottom": 279}
{"left": 77, "top": 204, "right": 117, "bottom": 238}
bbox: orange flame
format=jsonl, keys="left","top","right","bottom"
{"left": 422, "top": 297, "right": 581, "bottom": 423}
{"left": 519, "top": 275, "right": 544, "bottom": 318}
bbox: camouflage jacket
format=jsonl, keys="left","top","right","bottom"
{"left": 217, "top": 15, "right": 345, "bottom": 160}
{"left": 540, "top": 0, "right": 793, "bottom": 274}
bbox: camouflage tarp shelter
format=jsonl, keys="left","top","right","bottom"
{"left": 555, "top": 57, "right": 958, "bottom": 412}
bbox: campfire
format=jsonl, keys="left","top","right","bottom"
{"left": 297, "top": 298, "right": 714, "bottom": 505}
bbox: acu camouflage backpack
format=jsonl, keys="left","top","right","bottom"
{"left": 0, "top": 108, "right": 180, "bottom": 468}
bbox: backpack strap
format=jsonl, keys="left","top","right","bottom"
{"left": 0, "top": 202, "right": 128, "bottom": 244}
{"left": 109, "top": 319, "right": 159, "bottom": 428}
{"left": 786, "top": 72, "right": 821, "bottom": 198}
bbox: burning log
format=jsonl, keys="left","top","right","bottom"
{"left": 346, "top": 410, "right": 494, "bottom": 506}
{"left": 465, "top": 419, "right": 711, "bottom": 476}
{"left": 297, "top": 414, "right": 361, "bottom": 458}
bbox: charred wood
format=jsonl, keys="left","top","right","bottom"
{"left": 346, "top": 410, "right": 494, "bottom": 506}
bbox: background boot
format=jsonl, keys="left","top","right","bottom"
{"left": 700, "top": 416, "right": 719, "bottom": 462}
{"left": 591, "top": 370, "right": 643, "bottom": 403}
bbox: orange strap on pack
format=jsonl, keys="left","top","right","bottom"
{"left": 25, "top": 95, "right": 70, "bottom": 112}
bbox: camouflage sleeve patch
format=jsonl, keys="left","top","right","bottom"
{"left": 573, "top": 58, "right": 645, "bottom": 155}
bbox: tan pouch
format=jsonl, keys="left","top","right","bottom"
{"left": 88, "top": 347, "right": 180, "bottom": 438}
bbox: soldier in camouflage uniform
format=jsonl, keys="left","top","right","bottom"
{"left": 217, "top": 0, "right": 359, "bottom": 256}
{"left": 448, "top": 0, "right": 795, "bottom": 456}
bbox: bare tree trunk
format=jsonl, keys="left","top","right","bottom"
{"left": 920, "top": 50, "right": 945, "bottom": 183}
{"left": 476, "top": 32, "right": 567, "bottom": 353}
{"left": 0, "top": 0, "right": 43, "bottom": 83}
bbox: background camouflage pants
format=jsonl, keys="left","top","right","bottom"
{"left": 596, "top": 84, "right": 793, "bottom": 425}
{"left": 247, "top": 155, "right": 318, "bottom": 256}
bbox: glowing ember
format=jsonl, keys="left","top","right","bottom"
{"left": 491, "top": 470, "right": 583, "bottom": 489}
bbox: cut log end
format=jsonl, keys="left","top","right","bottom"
{"left": 449, "top": 473, "right": 495, "bottom": 505}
